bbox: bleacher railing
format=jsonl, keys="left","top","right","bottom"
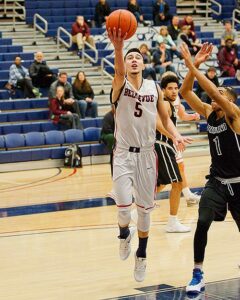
{"left": 12, "top": 1, "right": 26, "bottom": 31}
{"left": 81, "top": 41, "right": 99, "bottom": 68}
{"left": 56, "top": 27, "right": 72, "bottom": 60}
{"left": 206, "top": 0, "right": 222, "bottom": 21}
{"left": 101, "top": 58, "right": 114, "bottom": 94}
{"left": 232, "top": 9, "right": 240, "bottom": 28}
{"left": 33, "top": 14, "right": 48, "bottom": 45}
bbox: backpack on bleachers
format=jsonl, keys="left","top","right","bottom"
{"left": 64, "top": 144, "right": 82, "bottom": 168}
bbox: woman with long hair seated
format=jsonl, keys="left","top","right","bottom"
{"left": 72, "top": 71, "right": 98, "bottom": 118}
{"left": 49, "top": 86, "right": 82, "bottom": 129}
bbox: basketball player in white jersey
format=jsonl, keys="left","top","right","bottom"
{"left": 107, "top": 27, "right": 189, "bottom": 282}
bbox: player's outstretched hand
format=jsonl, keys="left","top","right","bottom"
{"left": 107, "top": 27, "right": 127, "bottom": 51}
{"left": 180, "top": 42, "right": 193, "bottom": 69}
{"left": 174, "top": 135, "right": 193, "bottom": 152}
{"left": 194, "top": 42, "right": 213, "bottom": 68}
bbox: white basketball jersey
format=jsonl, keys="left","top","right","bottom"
{"left": 115, "top": 79, "right": 159, "bottom": 148}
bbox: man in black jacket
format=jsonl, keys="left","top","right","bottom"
{"left": 153, "top": 0, "right": 171, "bottom": 26}
{"left": 167, "top": 15, "right": 180, "bottom": 42}
{"left": 29, "top": 52, "right": 56, "bottom": 88}
{"left": 94, "top": 0, "right": 111, "bottom": 28}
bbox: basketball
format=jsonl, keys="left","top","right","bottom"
{"left": 106, "top": 9, "right": 137, "bottom": 40}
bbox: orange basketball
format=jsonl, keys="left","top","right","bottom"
{"left": 106, "top": 9, "right": 137, "bottom": 40}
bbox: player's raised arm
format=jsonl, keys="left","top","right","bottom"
{"left": 108, "top": 28, "right": 127, "bottom": 103}
{"left": 157, "top": 85, "right": 192, "bottom": 151}
{"left": 179, "top": 43, "right": 212, "bottom": 119}
{"left": 181, "top": 42, "right": 240, "bottom": 127}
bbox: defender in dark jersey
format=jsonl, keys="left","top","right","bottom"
{"left": 180, "top": 42, "right": 240, "bottom": 294}
{"left": 155, "top": 74, "right": 191, "bottom": 233}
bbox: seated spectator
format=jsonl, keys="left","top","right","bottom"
{"left": 72, "top": 71, "right": 98, "bottom": 118}
{"left": 71, "top": 16, "right": 95, "bottom": 51}
{"left": 153, "top": 0, "right": 171, "bottom": 26}
{"left": 196, "top": 67, "right": 219, "bottom": 104}
{"left": 218, "top": 38, "right": 240, "bottom": 77}
{"left": 139, "top": 43, "right": 156, "bottom": 81}
{"left": 49, "top": 72, "right": 81, "bottom": 117}
{"left": 177, "top": 25, "right": 201, "bottom": 55}
{"left": 155, "top": 26, "right": 181, "bottom": 59}
{"left": 167, "top": 15, "right": 180, "bottom": 43}
{"left": 152, "top": 42, "right": 175, "bottom": 79}
{"left": 221, "top": 20, "right": 238, "bottom": 50}
{"left": 8, "top": 56, "right": 40, "bottom": 98}
{"left": 180, "top": 15, "right": 197, "bottom": 42}
{"left": 29, "top": 51, "right": 57, "bottom": 88}
{"left": 127, "top": 0, "right": 147, "bottom": 26}
{"left": 100, "top": 106, "right": 115, "bottom": 152}
{"left": 94, "top": 0, "right": 111, "bottom": 28}
{"left": 49, "top": 86, "right": 82, "bottom": 129}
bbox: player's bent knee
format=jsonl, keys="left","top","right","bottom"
{"left": 198, "top": 207, "right": 214, "bottom": 229}
{"left": 118, "top": 209, "right": 131, "bottom": 227}
{"left": 137, "top": 208, "right": 151, "bottom": 232}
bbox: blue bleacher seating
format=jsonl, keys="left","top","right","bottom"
{"left": 45, "top": 130, "right": 65, "bottom": 145}
{"left": 64, "top": 129, "right": 84, "bottom": 143}
{"left": 83, "top": 127, "right": 101, "bottom": 142}
{"left": 5, "top": 133, "right": 25, "bottom": 148}
{"left": 25, "top": 132, "right": 45, "bottom": 146}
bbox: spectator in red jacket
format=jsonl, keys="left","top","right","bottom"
{"left": 180, "top": 15, "right": 197, "bottom": 42}
{"left": 218, "top": 38, "right": 240, "bottom": 77}
{"left": 49, "top": 86, "right": 82, "bottom": 129}
{"left": 71, "top": 16, "right": 95, "bottom": 50}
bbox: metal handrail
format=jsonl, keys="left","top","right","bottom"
{"left": 81, "top": 41, "right": 99, "bottom": 68}
{"left": 56, "top": 27, "right": 72, "bottom": 59}
{"left": 206, "top": 0, "right": 222, "bottom": 21}
{"left": 232, "top": 9, "right": 240, "bottom": 28}
{"left": 12, "top": 1, "right": 26, "bottom": 31}
{"left": 101, "top": 58, "right": 114, "bottom": 93}
{"left": 33, "top": 14, "right": 48, "bottom": 45}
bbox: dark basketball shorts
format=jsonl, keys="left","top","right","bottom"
{"left": 155, "top": 141, "right": 182, "bottom": 186}
{"left": 200, "top": 177, "right": 240, "bottom": 228}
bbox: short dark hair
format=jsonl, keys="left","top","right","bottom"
{"left": 224, "top": 20, "right": 231, "bottom": 25}
{"left": 160, "top": 75, "right": 179, "bottom": 89}
{"left": 124, "top": 48, "right": 143, "bottom": 60}
{"left": 59, "top": 72, "right": 68, "bottom": 77}
{"left": 207, "top": 66, "right": 216, "bottom": 73}
{"left": 224, "top": 86, "right": 238, "bottom": 102}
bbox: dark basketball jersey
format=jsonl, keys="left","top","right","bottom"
{"left": 156, "top": 99, "right": 177, "bottom": 147}
{"left": 207, "top": 111, "right": 240, "bottom": 178}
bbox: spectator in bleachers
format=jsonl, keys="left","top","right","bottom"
{"left": 49, "top": 86, "right": 82, "bottom": 129}
{"left": 72, "top": 71, "right": 98, "bottom": 118}
{"left": 71, "top": 16, "right": 96, "bottom": 51}
{"left": 221, "top": 20, "right": 238, "bottom": 50}
{"left": 196, "top": 67, "right": 219, "bottom": 104}
{"left": 167, "top": 15, "right": 180, "bottom": 43}
{"left": 155, "top": 26, "right": 182, "bottom": 59}
{"left": 180, "top": 15, "right": 197, "bottom": 42}
{"left": 127, "top": 0, "right": 147, "bottom": 26}
{"left": 29, "top": 52, "right": 57, "bottom": 88}
{"left": 153, "top": 0, "right": 171, "bottom": 26}
{"left": 8, "top": 56, "right": 41, "bottom": 98}
{"left": 49, "top": 72, "right": 81, "bottom": 117}
{"left": 177, "top": 25, "right": 201, "bottom": 55}
{"left": 218, "top": 38, "right": 240, "bottom": 77}
{"left": 152, "top": 42, "right": 175, "bottom": 79}
{"left": 139, "top": 43, "right": 156, "bottom": 80}
{"left": 94, "top": 0, "right": 111, "bottom": 28}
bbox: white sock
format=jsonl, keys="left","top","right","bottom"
{"left": 182, "top": 187, "right": 191, "bottom": 198}
{"left": 168, "top": 215, "right": 178, "bottom": 223}
{"left": 194, "top": 263, "right": 203, "bottom": 270}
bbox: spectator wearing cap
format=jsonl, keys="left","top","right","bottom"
{"left": 196, "top": 67, "right": 219, "bottom": 104}
{"left": 71, "top": 16, "right": 96, "bottom": 51}
{"left": 218, "top": 38, "right": 240, "bottom": 77}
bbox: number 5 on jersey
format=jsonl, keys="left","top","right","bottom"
{"left": 134, "top": 102, "right": 142, "bottom": 117}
